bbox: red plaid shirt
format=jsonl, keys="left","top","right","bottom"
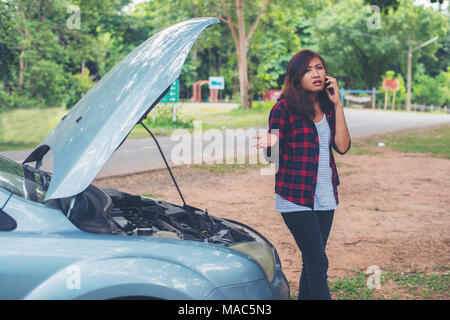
{"left": 267, "top": 98, "right": 351, "bottom": 209}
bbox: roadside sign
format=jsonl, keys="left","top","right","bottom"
{"left": 209, "top": 76, "right": 225, "bottom": 90}
{"left": 382, "top": 79, "right": 400, "bottom": 111}
{"left": 382, "top": 79, "right": 399, "bottom": 92}
{"left": 160, "top": 79, "right": 179, "bottom": 103}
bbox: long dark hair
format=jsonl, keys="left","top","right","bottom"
{"left": 279, "top": 49, "right": 334, "bottom": 121}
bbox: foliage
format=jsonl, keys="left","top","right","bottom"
{"left": 143, "top": 104, "right": 193, "bottom": 129}
{"left": 418, "top": 30, "right": 450, "bottom": 78}
{"left": 0, "top": 0, "right": 133, "bottom": 110}
{"left": 66, "top": 68, "right": 95, "bottom": 109}
{"left": 0, "top": 87, "right": 13, "bottom": 113}
{"left": 363, "top": 0, "right": 400, "bottom": 14}
{"left": 25, "top": 59, "right": 68, "bottom": 108}
{"left": 412, "top": 67, "right": 450, "bottom": 106}
{"left": 0, "top": 0, "right": 448, "bottom": 114}
{"left": 311, "top": 0, "right": 447, "bottom": 92}
{"left": 329, "top": 266, "right": 449, "bottom": 300}
{"left": 248, "top": 1, "right": 302, "bottom": 97}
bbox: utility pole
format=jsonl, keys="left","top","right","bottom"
{"left": 406, "top": 35, "right": 438, "bottom": 112}
{"left": 407, "top": 36, "right": 412, "bottom": 112}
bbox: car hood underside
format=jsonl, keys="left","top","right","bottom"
{"left": 24, "top": 18, "right": 219, "bottom": 202}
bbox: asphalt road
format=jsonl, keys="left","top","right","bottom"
{"left": 2, "top": 107, "right": 450, "bottom": 178}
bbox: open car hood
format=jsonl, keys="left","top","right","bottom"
{"left": 24, "top": 17, "right": 219, "bottom": 201}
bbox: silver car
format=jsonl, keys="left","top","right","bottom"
{"left": 0, "top": 17, "right": 289, "bottom": 300}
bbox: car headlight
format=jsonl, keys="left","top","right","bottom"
{"left": 230, "top": 241, "right": 276, "bottom": 283}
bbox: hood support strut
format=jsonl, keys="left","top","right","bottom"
{"left": 138, "top": 121, "right": 187, "bottom": 208}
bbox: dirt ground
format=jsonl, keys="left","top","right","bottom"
{"left": 94, "top": 133, "right": 450, "bottom": 299}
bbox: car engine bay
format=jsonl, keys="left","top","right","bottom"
{"left": 2, "top": 155, "right": 258, "bottom": 247}
{"left": 61, "top": 184, "right": 255, "bottom": 246}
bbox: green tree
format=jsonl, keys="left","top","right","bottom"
{"left": 0, "top": 0, "right": 134, "bottom": 110}
{"left": 412, "top": 67, "right": 449, "bottom": 106}
{"left": 0, "top": 0, "right": 71, "bottom": 108}
{"left": 418, "top": 28, "right": 450, "bottom": 77}
{"left": 311, "top": 0, "right": 447, "bottom": 92}
{"left": 248, "top": 2, "right": 302, "bottom": 98}
{"left": 132, "top": 0, "right": 243, "bottom": 102}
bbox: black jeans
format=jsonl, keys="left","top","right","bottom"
{"left": 281, "top": 209, "right": 334, "bottom": 300}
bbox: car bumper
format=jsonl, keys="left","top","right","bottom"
{"left": 205, "top": 268, "right": 290, "bottom": 300}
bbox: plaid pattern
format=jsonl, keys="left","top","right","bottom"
{"left": 268, "top": 98, "right": 350, "bottom": 209}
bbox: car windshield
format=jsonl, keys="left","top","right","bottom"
{"left": 0, "top": 155, "right": 49, "bottom": 203}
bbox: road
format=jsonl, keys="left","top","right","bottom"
{"left": 2, "top": 107, "right": 450, "bottom": 178}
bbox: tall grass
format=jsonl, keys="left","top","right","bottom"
{"left": 0, "top": 107, "right": 67, "bottom": 151}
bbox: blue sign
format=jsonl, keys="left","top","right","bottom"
{"left": 209, "top": 76, "right": 224, "bottom": 90}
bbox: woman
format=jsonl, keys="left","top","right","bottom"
{"left": 252, "top": 49, "right": 351, "bottom": 300}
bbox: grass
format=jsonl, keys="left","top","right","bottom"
{"left": 201, "top": 101, "right": 272, "bottom": 130}
{"left": 0, "top": 107, "right": 68, "bottom": 151}
{"left": 0, "top": 103, "right": 243, "bottom": 149}
{"left": 288, "top": 265, "right": 449, "bottom": 300}
{"left": 191, "top": 161, "right": 269, "bottom": 174}
{"left": 378, "top": 124, "right": 450, "bottom": 159}
{"left": 1, "top": 104, "right": 449, "bottom": 160}
{"left": 113, "top": 102, "right": 266, "bottom": 139}
{"left": 128, "top": 101, "right": 271, "bottom": 138}
{"left": 327, "top": 265, "right": 449, "bottom": 300}
{"left": 347, "top": 123, "right": 450, "bottom": 159}
{"left": 329, "top": 270, "right": 378, "bottom": 300}
{"left": 371, "top": 106, "right": 449, "bottom": 115}
{"left": 329, "top": 266, "right": 450, "bottom": 300}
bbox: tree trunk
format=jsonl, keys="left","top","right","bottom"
{"left": 17, "top": 0, "right": 34, "bottom": 89}
{"left": 219, "top": 0, "right": 269, "bottom": 109}
{"left": 237, "top": 55, "right": 250, "bottom": 108}
{"left": 19, "top": 50, "right": 25, "bottom": 88}
{"left": 236, "top": 0, "right": 250, "bottom": 108}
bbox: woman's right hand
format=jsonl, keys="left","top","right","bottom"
{"left": 251, "top": 132, "right": 278, "bottom": 149}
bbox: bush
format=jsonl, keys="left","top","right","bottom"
{"left": 66, "top": 68, "right": 95, "bottom": 109}
{"left": 0, "top": 87, "right": 41, "bottom": 111}
{"left": 25, "top": 59, "right": 68, "bottom": 108}
{"left": 143, "top": 104, "right": 193, "bottom": 129}
{"left": 0, "top": 87, "right": 12, "bottom": 113}
{"left": 412, "top": 67, "right": 449, "bottom": 106}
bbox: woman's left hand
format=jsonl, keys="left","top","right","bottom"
{"left": 325, "top": 75, "right": 342, "bottom": 107}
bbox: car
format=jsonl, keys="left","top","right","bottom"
{"left": 0, "top": 17, "right": 290, "bottom": 300}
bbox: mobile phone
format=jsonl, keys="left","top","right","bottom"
{"left": 325, "top": 76, "right": 334, "bottom": 95}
